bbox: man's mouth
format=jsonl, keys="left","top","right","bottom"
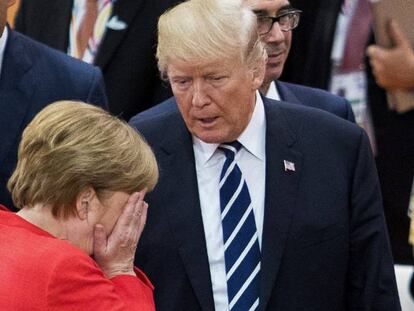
{"left": 198, "top": 117, "right": 218, "bottom": 126}
{"left": 267, "top": 50, "right": 285, "bottom": 62}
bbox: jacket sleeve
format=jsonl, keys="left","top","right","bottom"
{"left": 47, "top": 253, "right": 155, "bottom": 311}
{"left": 346, "top": 129, "right": 401, "bottom": 310}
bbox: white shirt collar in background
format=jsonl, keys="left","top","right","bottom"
{"left": 0, "top": 27, "right": 9, "bottom": 77}
{"left": 264, "top": 80, "right": 281, "bottom": 101}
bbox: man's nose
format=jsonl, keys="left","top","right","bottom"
{"left": 265, "top": 21, "right": 285, "bottom": 44}
{"left": 192, "top": 81, "right": 209, "bottom": 108}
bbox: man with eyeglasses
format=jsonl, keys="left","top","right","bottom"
{"left": 249, "top": 0, "right": 355, "bottom": 122}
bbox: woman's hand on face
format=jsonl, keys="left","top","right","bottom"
{"left": 93, "top": 190, "right": 148, "bottom": 279}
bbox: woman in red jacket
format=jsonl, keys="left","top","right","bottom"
{"left": 0, "top": 101, "right": 158, "bottom": 310}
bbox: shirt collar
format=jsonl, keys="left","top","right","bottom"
{"left": 264, "top": 80, "right": 281, "bottom": 101}
{"left": 193, "top": 90, "right": 266, "bottom": 166}
{"left": 0, "top": 27, "right": 9, "bottom": 77}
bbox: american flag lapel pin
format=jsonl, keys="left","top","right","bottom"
{"left": 284, "top": 160, "right": 295, "bottom": 172}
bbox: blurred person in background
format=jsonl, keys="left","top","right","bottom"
{"left": 15, "top": 0, "right": 182, "bottom": 121}
{"left": 249, "top": 0, "right": 355, "bottom": 121}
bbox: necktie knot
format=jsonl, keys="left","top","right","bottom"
{"left": 219, "top": 141, "right": 242, "bottom": 161}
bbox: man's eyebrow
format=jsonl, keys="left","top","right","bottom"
{"left": 252, "top": 9, "right": 267, "bottom": 16}
{"left": 278, "top": 4, "right": 295, "bottom": 12}
{"left": 253, "top": 4, "right": 295, "bottom": 16}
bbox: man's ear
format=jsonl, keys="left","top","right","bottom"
{"left": 75, "top": 187, "right": 96, "bottom": 220}
{"left": 251, "top": 55, "right": 267, "bottom": 90}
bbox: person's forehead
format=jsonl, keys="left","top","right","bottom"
{"left": 246, "top": 0, "right": 292, "bottom": 14}
{"left": 168, "top": 58, "right": 238, "bottom": 75}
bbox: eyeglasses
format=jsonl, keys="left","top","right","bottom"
{"left": 256, "top": 10, "right": 302, "bottom": 35}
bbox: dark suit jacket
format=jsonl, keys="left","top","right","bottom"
{"left": 277, "top": 81, "right": 355, "bottom": 122}
{"left": 130, "top": 96, "right": 400, "bottom": 310}
{"left": 0, "top": 30, "right": 107, "bottom": 210}
{"left": 136, "top": 81, "right": 356, "bottom": 123}
{"left": 15, "top": 0, "right": 182, "bottom": 121}
{"left": 281, "top": 0, "right": 414, "bottom": 264}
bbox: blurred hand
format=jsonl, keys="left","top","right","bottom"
{"left": 367, "top": 20, "right": 414, "bottom": 90}
{"left": 93, "top": 191, "right": 148, "bottom": 278}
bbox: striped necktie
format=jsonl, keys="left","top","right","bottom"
{"left": 69, "top": 0, "right": 113, "bottom": 63}
{"left": 219, "top": 141, "right": 261, "bottom": 311}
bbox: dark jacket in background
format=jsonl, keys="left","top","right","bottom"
{"left": 15, "top": 0, "right": 182, "bottom": 121}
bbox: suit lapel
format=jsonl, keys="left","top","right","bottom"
{"left": 259, "top": 98, "right": 303, "bottom": 311}
{"left": 94, "top": 0, "right": 145, "bottom": 69}
{"left": 0, "top": 31, "right": 35, "bottom": 166}
{"left": 158, "top": 114, "right": 215, "bottom": 311}
{"left": 276, "top": 81, "right": 301, "bottom": 105}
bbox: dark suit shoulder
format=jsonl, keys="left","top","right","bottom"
{"left": 12, "top": 31, "right": 99, "bottom": 79}
{"left": 129, "top": 97, "right": 183, "bottom": 141}
{"left": 266, "top": 98, "right": 362, "bottom": 149}
{"left": 280, "top": 81, "right": 342, "bottom": 101}
{"left": 130, "top": 97, "right": 178, "bottom": 124}
{"left": 8, "top": 30, "right": 107, "bottom": 109}
{"left": 278, "top": 81, "right": 356, "bottom": 122}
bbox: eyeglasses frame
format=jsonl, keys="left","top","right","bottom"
{"left": 256, "top": 9, "right": 302, "bottom": 35}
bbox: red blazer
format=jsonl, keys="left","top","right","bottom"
{"left": 0, "top": 207, "right": 155, "bottom": 310}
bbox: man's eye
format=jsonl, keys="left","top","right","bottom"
{"left": 173, "top": 79, "right": 189, "bottom": 85}
{"left": 208, "top": 76, "right": 225, "bottom": 81}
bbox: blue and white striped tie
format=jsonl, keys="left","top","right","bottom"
{"left": 219, "top": 141, "right": 261, "bottom": 311}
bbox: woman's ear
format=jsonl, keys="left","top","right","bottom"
{"left": 75, "top": 187, "right": 96, "bottom": 220}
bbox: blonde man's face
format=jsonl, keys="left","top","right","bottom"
{"left": 168, "top": 58, "right": 263, "bottom": 144}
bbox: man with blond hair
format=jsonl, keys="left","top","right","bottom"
{"left": 130, "top": 0, "right": 400, "bottom": 310}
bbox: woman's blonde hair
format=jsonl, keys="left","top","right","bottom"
{"left": 8, "top": 101, "right": 158, "bottom": 218}
{"left": 157, "top": 0, "right": 266, "bottom": 79}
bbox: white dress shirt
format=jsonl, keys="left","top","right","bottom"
{"left": 0, "top": 27, "right": 9, "bottom": 78}
{"left": 193, "top": 91, "right": 266, "bottom": 311}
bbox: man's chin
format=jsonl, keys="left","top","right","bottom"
{"left": 265, "top": 66, "right": 283, "bottom": 82}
